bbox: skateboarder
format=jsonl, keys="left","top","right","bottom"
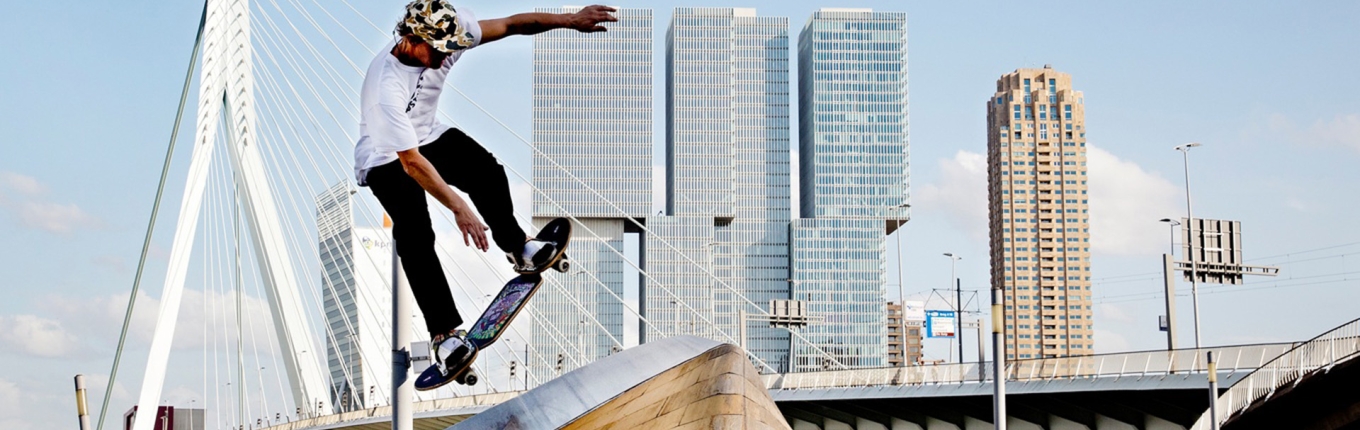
{"left": 354, "top": 0, "right": 615, "bottom": 376}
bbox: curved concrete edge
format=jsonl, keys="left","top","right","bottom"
{"left": 563, "top": 342, "right": 790, "bottom": 429}
{"left": 451, "top": 336, "right": 790, "bottom": 430}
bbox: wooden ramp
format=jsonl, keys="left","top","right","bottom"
{"left": 451, "top": 336, "right": 791, "bottom": 430}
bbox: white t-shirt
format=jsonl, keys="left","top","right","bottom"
{"left": 354, "top": 8, "right": 481, "bottom": 185}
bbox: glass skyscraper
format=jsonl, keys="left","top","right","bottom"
{"left": 791, "top": 8, "right": 909, "bottom": 372}
{"left": 529, "top": 7, "right": 652, "bottom": 384}
{"left": 647, "top": 7, "right": 793, "bottom": 371}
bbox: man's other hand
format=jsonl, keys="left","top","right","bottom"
{"left": 568, "top": 5, "right": 617, "bottom": 33}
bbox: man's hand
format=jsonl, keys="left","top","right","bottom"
{"left": 449, "top": 199, "right": 490, "bottom": 252}
{"left": 566, "top": 5, "right": 617, "bottom": 33}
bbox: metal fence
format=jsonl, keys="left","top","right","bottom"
{"left": 763, "top": 343, "right": 1297, "bottom": 391}
{"left": 1190, "top": 318, "right": 1360, "bottom": 430}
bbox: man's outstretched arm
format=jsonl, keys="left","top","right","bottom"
{"left": 478, "top": 5, "right": 617, "bottom": 45}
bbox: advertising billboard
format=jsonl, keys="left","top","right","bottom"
{"left": 925, "top": 310, "right": 956, "bottom": 338}
{"left": 902, "top": 300, "right": 926, "bottom": 322}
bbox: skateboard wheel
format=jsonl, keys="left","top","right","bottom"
{"left": 554, "top": 258, "right": 570, "bottom": 273}
{"left": 463, "top": 372, "right": 479, "bottom": 386}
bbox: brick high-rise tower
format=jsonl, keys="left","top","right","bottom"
{"left": 987, "top": 65, "right": 1092, "bottom": 359}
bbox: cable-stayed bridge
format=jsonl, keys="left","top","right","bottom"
{"left": 114, "top": 0, "right": 843, "bottom": 429}
{"left": 105, "top": 0, "right": 1360, "bottom": 429}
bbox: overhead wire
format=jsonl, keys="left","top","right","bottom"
{"left": 269, "top": 0, "right": 668, "bottom": 364}
{"left": 328, "top": 0, "right": 810, "bottom": 371}
{"left": 251, "top": 1, "right": 601, "bottom": 389}
{"left": 247, "top": 29, "right": 533, "bottom": 400}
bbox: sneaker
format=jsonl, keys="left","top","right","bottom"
{"left": 506, "top": 238, "right": 557, "bottom": 273}
{"left": 433, "top": 333, "right": 474, "bottom": 376}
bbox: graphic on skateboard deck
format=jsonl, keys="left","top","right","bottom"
{"left": 415, "top": 218, "right": 572, "bottom": 390}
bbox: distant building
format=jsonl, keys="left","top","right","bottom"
{"left": 647, "top": 6, "right": 793, "bottom": 371}
{"left": 791, "top": 8, "right": 909, "bottom": 372}
{"left": 316, "top": 182, "right": 427, "bottom": 411}
{"left": 886, "top": 301, "right": 923, "bottom": 366}
{"left": 529, "top": 7, "right": 653, "bottom": 384}
{"left": 123, "top": 406, "right": 203, "bottom": 430}
{"left": 986, "top": 66, "right": 1093, "bottom": 359}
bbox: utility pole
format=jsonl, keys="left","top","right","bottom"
{"left": 1208, "top": 351, "right": 1220, "bottom": 430}
{"left": 957, "top": 278, "right": 964, "bottom": 365}
{"left": 943, "top": 253, "right": 961, "bottom": 364}
{"left": 391, "top": 245, "right": 412, "bottom": 430}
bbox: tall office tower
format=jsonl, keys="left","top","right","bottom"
{"left": 530, "top": 7, "right": 652, "bottom": 384}
{"left": 987, "top": 65, "right": 1092, "bottom": 359}
{"left": 648, "top": 7, "right": 791, "bottom": 371}
{"left": 792, "top": 8, "right": 908, "bottom": 372}
{"left": 317, "top": 182, "right": 425, "bottom": 411}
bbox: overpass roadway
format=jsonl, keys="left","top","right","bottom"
{"left": 264, "top": 343, "right": 1294, "bottom": 430}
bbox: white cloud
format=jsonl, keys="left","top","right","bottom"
{"left": 1087, "top": 146, "right": 1182, "bottom": 256}
{"left": 0, "top": 172, "right": 46, "bottom": 195}
{"left": 41, "top": 288, "right": 279, "bottom": 352}
{"left": 1304, "top": 114, "right": 1360, "bottom": 153}
{"left": 0, "top": 314, "right": 79, "bottom": 358}
{"left": 1266, "top": 113, "right": 1360, "bottom": 154}
{"left": 0, "top": 170, "right": 102, "bottom": 235}
{"left": 0, "top": 375, "right": 110, "bottom": 430}
{"left": 1093, "top": 328, "right": 1132, "bottom": 353}
{"left": 92, "top": 254, "right": 128, "bottom": 274}
{"left": 13, "top": 200, "right": 102, "bottom": 234}
{"left": 78, "top": 373, "right": 131, "bottom": 403}
{"left": 915, "top": 151, "right": 989, "bottom": 240}
{"left": 0, "top": 378, "right": 30, "bottom": 429}
{"left": 1096, "top": 303, "right": 1135, "bottom": 324}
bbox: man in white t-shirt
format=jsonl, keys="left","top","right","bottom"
{"left": 355, "top": 0, "right": 615, "bottom": 369}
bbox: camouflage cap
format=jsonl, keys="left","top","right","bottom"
{"left": 400, "top": 0, "right": 477, "bottom": 54}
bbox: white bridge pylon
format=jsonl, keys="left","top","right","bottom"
{"left": 132, "top": 0, "right": 330, "bottom": 428}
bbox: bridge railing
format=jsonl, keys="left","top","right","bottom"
{"left": 1190, "top": 318, "right": 1360, "bottom": 430}
{"left": 763, "top": 343, "right": 1296, "bottom": 391}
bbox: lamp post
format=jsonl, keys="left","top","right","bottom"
{"left": 1175, "top": 142, "right": 1203, "bottom": 348}
{"left": 1158, "top": 218, "right": 1180, "bottom": 256}
{"left": 1158, "top": 218, "right": 1181, "bottom": 350}
{"left": 943, "top": 253, "right": 962, "bottom": 364}
{"left": 895, "top": 204, "right": 911, "bottom": 367}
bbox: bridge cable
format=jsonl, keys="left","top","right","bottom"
{"left": 251, "top": 4, "right": 613, "bottom": 387}
{"left": 94, "top": 2, "right": 209, "bottom": 429}
{"left": 327, "top": 0, "right": 836, "bottom": 371}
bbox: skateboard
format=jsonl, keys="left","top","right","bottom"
{"left": 414, "top": 218, "right": 572, "bottom": 390}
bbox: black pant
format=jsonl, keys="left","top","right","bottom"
{"left": 366, "top": 128, "right": 527, "bottom": 336}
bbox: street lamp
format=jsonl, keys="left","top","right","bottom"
{"left": 943, "top": 252, "right": 962, "bottom": 364}
{"left": 1158, "top": 218, "right": 1180, "bottom": 256}
{"left": 894, "top": 204, "right": 911, "bottom": 367}
{"left": 1158, "top": 218, "right": 1182, "bottom": 350}
{"left": 1174, "top": 142, "right": 1203, "bottom": 348}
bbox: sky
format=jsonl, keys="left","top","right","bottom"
{"left": 2, "top": 1, "right": 1360, "bottom": 429}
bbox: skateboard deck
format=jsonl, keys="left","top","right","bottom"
{"left": 415, "top": 218, "right": 572, "bottom": 390}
